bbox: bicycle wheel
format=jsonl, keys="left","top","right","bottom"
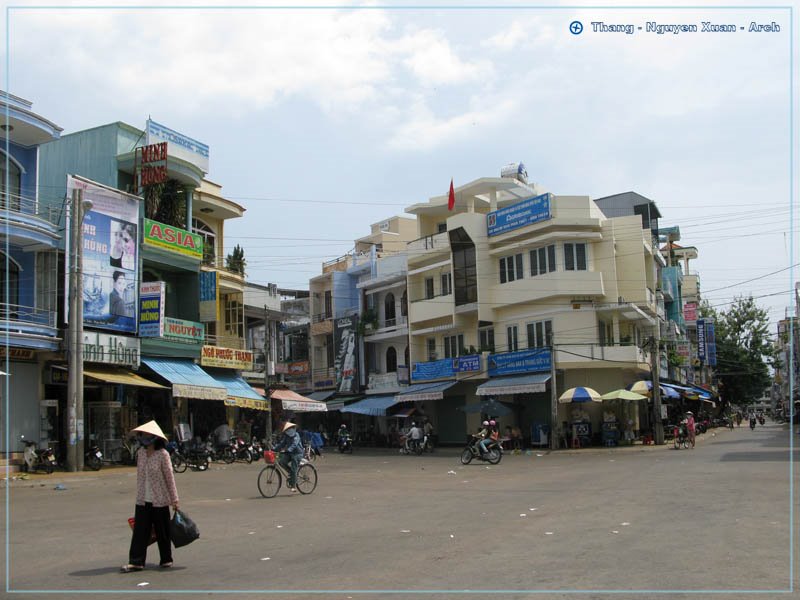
{"left": 257, "top": 465, "right": 282, "bottom": 498}
{"left": 296, "top": 463, "right": 318, "bottom": 495}
{"left": 172, "top": 453, "right": 187, "bottom": 473}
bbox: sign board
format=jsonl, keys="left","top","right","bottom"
{"left": 68, "top": 175, "right": 140, "bottom": 334}
{"left": 676, "top": 340, "right": 691, "bottom": 367}
{"left": 146, "top": 119, "right": 209, "bottom": 173}
{"left": 488, "top": 348, "right": 551, "bottom": 377}
{"left": 162, "top": 318, "right": 205, "bottom": 344}
{"left": 334, "top": 315, "right": 359, "bottom": 393}
{"left": 683, "top": 302, "right": 697, "bottom": 323}
{"left": 288, "top": 361, "right": 310, "bottom": 376}
{"left": 697, "top": 318, "right": 706, "bottom": 363}
{"left": 139, "top": 281, "right": 166, "bottom": 337}
{"left": 487, "top": 193, "right": 551, "bottom": 237}
{"left": 81, "top": 330, "right": 140, "bottom": 368}
{"left": 199, "top": 270, "right": 220, "bottom": 322}
{"left": 411, "top": 355, "right": 481, "bottom": 381}
{"left": 200, "top": 345, "right": 254, "bottom": 370}
{"left": 139, "top": 141, "right": 168, "bottom": 188}
{"left": 0, "top": 347, "right": 36, "bottom": 361}
{"left": 705, "top": 320, "right": 717, "bottom": 367}
{"left": 144, "top": 219, "right": 203, "bottom": 260}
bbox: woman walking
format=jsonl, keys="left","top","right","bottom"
{"left": 121, "top": 420, "right": 180, "bottom": 573}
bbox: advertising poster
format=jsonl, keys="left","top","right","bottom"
{"left": 334, "top": 315, "right": 359, "bottom": 394}
{"left": 139, "top": 281, "right": 166, "bottom": 337}
{"left": 68, "top": 175, "right": 140, "bottom": 334}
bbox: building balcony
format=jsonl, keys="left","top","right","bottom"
{"left": 489, "top": 271, "right": 604, "bottom": 307}
{"left": 0, "top": 303, "right": 59, "bottom": 349}
{"left": 204, "top": 332, "right": 245, "bottom": 350}
{"left": 363, "top": 315, "right": 409, "bottom": 341}
{"left": 367, "top": 371, "right": 402, "bottom": 393}
{"left": 409, "top": 295, "right": 453, "bottom": 324}
{"left": 310, "top": 313, "right": 333, "bottom": 336}
{"left": 406, "top": 232, "right": 450, "bottom": 265}
{"left": 555, "top": 343, "right": 650, "bottom": 369}
{"left": 0, "top": 197, "right": 61, "bottom": 249}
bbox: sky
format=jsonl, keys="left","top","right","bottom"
{"left": 3, "top": 0, "right": 797, "bottom": 331}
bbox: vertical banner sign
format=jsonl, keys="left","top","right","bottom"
{"left": 705, "top": 320, "right": 717, "bottom": 367}
{"left": 334, "top": 315, "right": 359, "bottom": 394}
{"left": 139, "top": 281, "right": 166, "bottom": 337}
{"left": 199, "top": 270, "right": 219, "bottom": 322}
{"left": 67, "top": 175, "right": 140, "bottom": 334}
{"left": 696, "top": 318, "right": 706, "bottom": 363}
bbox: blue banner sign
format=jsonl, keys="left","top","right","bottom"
{"left": 488, "top": 348, "right": 551, "bottom": 376}
{"left": 487, "top": 193, "right": 551, "bottom": 237}
{"left": 705, "top": 320, "right": 717, "bottom": 367}
{"left": 411, "top": 355, "right": 480, "bottom": 381}
{"left": 697, "top": 318, "right": 706, "bottom": 362}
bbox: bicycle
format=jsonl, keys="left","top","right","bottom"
{"left": 257, "top": 450, "right": 317, "bottom": 498}
{"left": 303, "top": 442, "right": 317, "bottom": 462}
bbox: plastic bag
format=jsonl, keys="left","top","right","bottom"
{"left": 170, "top": 509, "right": 200, "bottom": 548}
{"left": 127, "top": 517, "right": 157, "bottom": 546}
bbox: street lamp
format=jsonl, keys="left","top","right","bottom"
{"left": 66, "top": 188, "right": 93, "bottom": 472}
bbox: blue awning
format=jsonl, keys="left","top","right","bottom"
{"left": 308, "top": 390, "right": 336, "bottom": 402}
{"left": 662, "top": 382, "right": 711, "bottom": 400}
{"left": 204, "top": 370, "right": 265, "bottom": 401}
{"left": 476, "top": 374, "right": 551, "bottom": 396}
{"left": 689, "top": 385, "right": 713, "bottom": 400}
{"left": 341, "top": 395, "right": 397, "bottom": 416}
{"left": 141, "top": 357, "right": 227, "bottom": 400}
{"left": 397, "top": 381, "right": 456, "bottom": 402}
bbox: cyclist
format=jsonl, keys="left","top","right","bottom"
{"left": 272, "top": 422, "right": 304, "bottom": 492}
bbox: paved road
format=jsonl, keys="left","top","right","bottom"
{"left": 2, "top": 423, "right": 798, "bottom": 600}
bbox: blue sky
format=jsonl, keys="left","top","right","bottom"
{"left": 4, "top": 1, "right": 796, "bottom": 328}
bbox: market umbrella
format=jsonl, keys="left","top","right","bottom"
{"left": 601, "top": 389, "right": 648, "bottom": 401}
{"left": 558, "top": 387, "right": 602, "bottom": 403}
{"left": 458, "top": 399, "right": 512, "bottom": 416}
{"left": 626, "top": 380, "right": 653, "bottom": 395}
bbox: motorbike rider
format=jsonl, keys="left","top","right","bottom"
{"left": 471, "top": 421, "right": 490, "bottom": 455}
{"left": 408, "top": 422, "right": 422, "bottom": 452}
{"left": 338, "top": 424, "right": 351, "bottom": 449}
{"left": 423, "top": 418, "right": 434, "bottom": 450}
{"left": 272, "top": 421, "right": 304, "bottom": 492}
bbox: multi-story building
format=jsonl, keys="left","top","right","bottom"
{"left": 0, "top": 92, "right": 62, "bottom": 454}
{"left": 403, "top": 174, "right": 658, "bottom": 445}
{"left": 38, "top": 119, "right": 261, "bottom": 458}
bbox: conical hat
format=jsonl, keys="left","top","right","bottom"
{"left": 131, "top": 420, "right": 167, "bottom": 441}
{"left": 282, "top": 421, "right": 297, "bottom": 432}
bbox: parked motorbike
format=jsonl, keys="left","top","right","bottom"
{"left": 206, "top": 436, "right": 235, "bottom": 464}
{"left": 19, "top": 435, "right": 57, "bottom": 474}
{"left": 460, "top": 437, "right": 502, "bottom": 465}
{"left": 231, "top": 437, "right": 253, "bottom": 463}
{"left": 85, "top": 443, "right": 103, "bottom": 471}
{"left": 177, "top": 440, "right": 210, "bottom": 471}
{"left": 338, "top": 434, "right": 353, "bottom": 454}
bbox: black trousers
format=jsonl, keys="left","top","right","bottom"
{"left": 129, "top": 502, "right": 172, "bottom": 567}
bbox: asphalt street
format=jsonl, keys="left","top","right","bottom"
{"left": 1, "top": 422, "right": 798, "bottom": 600}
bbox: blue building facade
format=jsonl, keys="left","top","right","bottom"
{"left": 1, "top": 91, "right": 63, "bottom": 454}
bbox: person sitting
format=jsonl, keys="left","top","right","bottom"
{"left": 408, "top": 422, "right": 422, "bottom": 452}
{"left": 510, "top": 426, "right": 523, "bottom": 451}
{"left": 272, "top": 421, "right": 304, "bottom": 492}
{"left": 472, "top": 421, "right": 490, "bottom": 455}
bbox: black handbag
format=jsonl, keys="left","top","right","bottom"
{"left": 170, "top": 509, "right": 200, "bottom": 548}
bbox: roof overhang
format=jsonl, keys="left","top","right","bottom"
{"left": 405, "top": 177, "right": 540, "bottom": 216}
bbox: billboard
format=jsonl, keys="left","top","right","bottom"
{"left": 143, "top": 218, "right": 203, "bottom": 260}
{"left": 487, "top": 193, "right": 551, "bottom": 237}
{"left": 697, "top": 318, "right": 706, "bottom": 362}
{"left": 411, "top": 355, "right": 481, "bottom": 382}
{"left": 146, "top": 119, "right": 209, "bottom": 174}
{"left": 199, "top": 270, "right": 220, "bottom": 322}
{"left": 488, "top": 348, "right": 551, "bottom": 377}
{"left": 139, "top": 281, "right": 166, "bottom": 337}
{"left": 68, "top": 175, "right": 140, "bottom": 334}
{"left": 705, "top": 320, "right": 717, "bottom": 367}
{"left": 334, "top": 315, "right": 359, "bottom": 394}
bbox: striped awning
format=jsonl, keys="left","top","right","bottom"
{"left": 141, "top": 358, "right": 227, "bottom": 400}
{"left": 397, "top": 381, "right": 456, "bottom": 403}
{"left": 476, "top": 374, "right": 551, "bottom": 396}
{"left": 341, "top": 395, "right": 397, "bottom": 416}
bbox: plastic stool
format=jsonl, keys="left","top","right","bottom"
{"left": 642, "top": 434, "right": 654, "bottom": 445}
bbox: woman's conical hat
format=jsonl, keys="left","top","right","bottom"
{"left": 131, "top": 420, "right": 167, "bottom": 441}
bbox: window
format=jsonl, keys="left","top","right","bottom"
{"left": 530, "top": 245, "right": 556, "bottom": 276}
{"left": 444, "top": 334, "right": 464, "bottom": 358}
{"left": 386, "top": 347, "right": 398, "bottom": 372}
{"left": 449, "top": 228, "right": 477, "bottom": 306}
{"left": 499, "top": 253, "right": 524, "bottom": 284}
{"left": 324, "top": 290, "right": 332, "bottom": 318}
{"left": 506, "top": 325, "right": 519, "bottom": 352}
{"left": 223, "top": 293, "right": 244, "bottom": 337}
{"left": 424, "top": 277, "right": 434, "bottom": 299}
{"left": 426, "top": 338, "right": 437, "bottom": 360}
{"left": 192, "top": 218, "right": 216, "bottom": 264}
{"left": 441, "top": 272, "right": 452, "bottom": 296}
{"left": 437, "top": 222, "right": 447, "bottom": 233}
{"left": 0, "top": 151, "right": 21, "bottom": 211}
{"left": 526, "top": 319, "right": 553, "bottom": 348}
{"left": 564, "top": 243, "right": 587, "bottom": 271}
{"left": 0, "top": 252, "right": 20, "bottom": 316}
{"left": 384, "top": 293, "right": 396, "bottom": 325}
{"left": 400, "top": 290, "right": 408, "bottom": 317}
{"left": 325, "top": 334, "right": 335, "bottom": 368}
{"left": 479, "top": 327, "right": 495, "bottom": 353}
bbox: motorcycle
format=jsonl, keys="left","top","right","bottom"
{"left": 749, "top": 417, "right": 757, "bottom": 430}
{"left": 177, "top": 440, "right": 210, "bottom": 471}
{"left": 85, "top": 443, "right": 103, "bottom": 471}
{"left": 399, "top": 435, "right": 423, "bottom": 455}
{"left": 460, "top": 437, "right": 502, "bottom": 465}
{"left": 338, "top": 434, "right": 353, "bottom": 454}
{"left": 231, "top": 437, "right": 253, "bottom": 463}
{"left": 758, "top": 415, "right": 765, "bottom": 426}
{"left": 19, "top": 435, "right": 57, "bottom": 474}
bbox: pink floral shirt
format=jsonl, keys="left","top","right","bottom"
{"left": 135, "top": 448, "right": 179, "bottom": 508}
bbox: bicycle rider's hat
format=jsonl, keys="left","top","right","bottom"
{"left": 282, "top": 421, "right": 298, "bottom": 432}
{"left": 131, "top": 420, "right": 167, "bottom": 441}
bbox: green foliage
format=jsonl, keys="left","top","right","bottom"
{"left": 226, "top": 244, "right": 246, "bottom": 276}
{"left": 144, "top": 178, "right": 186, "bottom": 228}
{"left": 698, "top": 296, "right": 776, "bottom": 405}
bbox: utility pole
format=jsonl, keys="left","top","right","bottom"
{"left": 66, "top": 189, "right": 91, "bottom": 471}
{"left": 264, "top": 304, "right": 272, "bottom": 445}
{"left": 651, "top": 334, "right": 664, "bottom": 445}
{"left": 549, "top": 341, "right": 558, "bottom": 450}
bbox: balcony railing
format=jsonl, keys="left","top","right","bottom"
{"left": 312, "top": 312, "right": 333, "bottom": 324}
{"left": 1, "top": 195, "right": 62, "bottom": 226}
{"left": 312, "top": 367, "right": 336, "bottom": 389}
{"left": 204, "top": 333, "right": 246, "bottom": 350}
{"left": 407, "top": 231, "right": 450, "bottom": 255}
{"left": 0, "top": 303, "right": 57, "bottom": 328}
{"left": 202, "top": 256, "right": 245, "bottom": 277}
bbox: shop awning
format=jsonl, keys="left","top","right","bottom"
{"left": 341, "top": 395, "right": 397, "bottom": 416}
{"left": 204, "top": 371, "right": 269, "bottom": 411}
{"left": 140, "top": 357, "right": 227, "bottom": 400}
{"left": 84, "top": 367, "right": 167, "bottom": 389}
{"left": 391, "top": 406, "right": 416, "bottom": 419}
{"left": 307, "top": 390, "right": 336, "bottom": 402}
{"left": 396, "top": 381, "right": 456, "bottom": 403}
{"left": 270, "top": 389, "right": 328, "bottom": 412}
{"left": 476, "top": 373, "right": 551, "bottom": 396}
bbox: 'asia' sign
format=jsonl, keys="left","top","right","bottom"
{"left": 201, "top": 345, "right": 254, "bottom": 370}
{"left": 139, "top": 282, "right": 166, "bottom": 337}
{"left": 144, "top": 219, "right": 203, "bottom": 259}
{"left": 487, "top": 193, "right": 552, "bottom": 237}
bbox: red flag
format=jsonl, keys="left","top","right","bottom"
{"left": 448, "top": 178, "right": 455, "bottom": 211}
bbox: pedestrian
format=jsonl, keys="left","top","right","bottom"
{"left": 685, "top": 411, "right": 696, "bottom": 449}
{"left": 272, "top": 421, "right": 304, "bottom": 492}
{"left": 121, "top": 420, "right": 179, "bottom": 573}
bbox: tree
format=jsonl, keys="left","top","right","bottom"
{"left": 226, "top": 244, "right": 246, "bottom": 276}
{"left": 699, "top": 296, "right": 777, "bottom": 407}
